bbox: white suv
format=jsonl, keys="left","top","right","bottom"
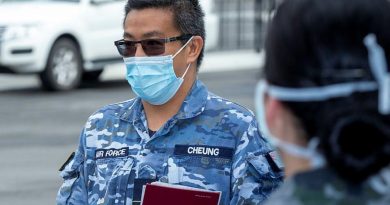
{"left": 0, "top": 0, "right": 218, "bottom": 91}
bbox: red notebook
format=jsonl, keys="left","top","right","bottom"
{"left": 141, "top": 182, "right": 221, "bottom": 205}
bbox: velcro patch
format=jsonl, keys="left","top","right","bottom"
{"left": 174, "top": 145, "right": 234, "bottom": 159}
{"left": 95, "top": 147, "right": 129, "bottom": 159}
{"left": 265, "top": 151, "right": 284, "bottom": 172}
{"left": 59, "top": 152, "right": 75, "bottom": 171}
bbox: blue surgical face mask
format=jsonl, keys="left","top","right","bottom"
{"left": 124, "top": 36, "right": 194, "bottom": 105}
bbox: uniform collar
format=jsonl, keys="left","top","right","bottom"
{"left": 120, "top": 79, "right": 208, "bottom": 123}
{"left": 175, "top": 79, "right": 208, "bottom": 120}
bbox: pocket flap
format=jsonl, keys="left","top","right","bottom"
{"left": 247, "top": 151, "right": 284, "bottom": 179}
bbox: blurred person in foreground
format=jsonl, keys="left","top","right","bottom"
{"left": 255, "top": 0, "right": 390, "bottom": 204}
{"left": 56, "top": 0, "right": 283, "bottom": 204}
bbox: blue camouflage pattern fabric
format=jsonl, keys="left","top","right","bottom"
{"left": 265, "top": 167, "right": 390, "bottom": 205}
{"left": 56, "top": 80, "right": 283, "bottom": 205}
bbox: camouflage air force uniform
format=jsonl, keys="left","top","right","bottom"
{"left": 265, "top": 167, "right": 390, "bottom": 205}
{"left": 57, "top": 80, "right": 283, "bottom": 205}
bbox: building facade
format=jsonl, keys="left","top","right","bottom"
{"left": 213, "top": 0, "right": 280, "bottom": 51}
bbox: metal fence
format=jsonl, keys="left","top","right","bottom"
{"left": 214, "top": 0, "right": 278, "bottom": 51}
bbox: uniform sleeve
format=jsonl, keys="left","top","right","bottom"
{"left": 230, "top": 119, "right": 284, "bottom": 205}
{"left": 56, "top": 130, "right": 88, "bottom": 205}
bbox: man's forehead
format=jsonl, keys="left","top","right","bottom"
{"left": 123, "top": 31, "right": 166, "bottom": 39}
{"left": 124, "top": 8, "right": 178, "bottom": 39}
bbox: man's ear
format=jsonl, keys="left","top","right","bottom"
{"left": 186, "top": 36, "right": 203, "bottom": 65}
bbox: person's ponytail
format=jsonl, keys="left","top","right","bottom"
{"left": 319, "top": 109, "right": 390, "bottom": 184}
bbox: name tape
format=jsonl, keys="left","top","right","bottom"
{"left": 95, "top": 147, "right": 129, "bottom": 159}
{"left": 174, "top": 145, "right": 234, "bottom": 159}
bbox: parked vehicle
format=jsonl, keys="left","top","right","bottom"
{"left": 0, "top": 0, "right": 219, "bottom": 91}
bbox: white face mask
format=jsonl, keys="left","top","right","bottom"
{"left": 254, "top": 81, "right": 326, "bottom": 169}
{"left": 254, "top": 33, "right": 390, "bottom": 169}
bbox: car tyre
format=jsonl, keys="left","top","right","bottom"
{"left": 40, "top": 38, "right": 82, "bottom": 91}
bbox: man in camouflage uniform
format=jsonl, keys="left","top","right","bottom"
{"left": 56, "top": 0, "right": 283, "bottom": 204}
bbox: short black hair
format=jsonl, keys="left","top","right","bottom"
{"left": 123, "top": 0, "right": 205, "bottom": 68}
{"left": 264, "top": 0, "right": 390, "bottom": 183}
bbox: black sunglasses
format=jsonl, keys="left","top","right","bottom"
{"left": 114, "top": 34, "right": 193, "bottom": 57}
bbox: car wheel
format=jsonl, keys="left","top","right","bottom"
{"left": 82, "top": 69, "right": 104, "bottom": 82}
{"left": 40, "top": 38, "right": 82, "bottom": 91}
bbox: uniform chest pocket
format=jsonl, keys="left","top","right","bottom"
{"left": 87, "top": 157, "right": 134, "bottom": 205}
{"left": 166, "top": 145, "right": 234, "bottom": 190}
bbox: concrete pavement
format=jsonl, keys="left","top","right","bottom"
{"left": 101, "top": 49, "right": 264, "bottom": 80}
